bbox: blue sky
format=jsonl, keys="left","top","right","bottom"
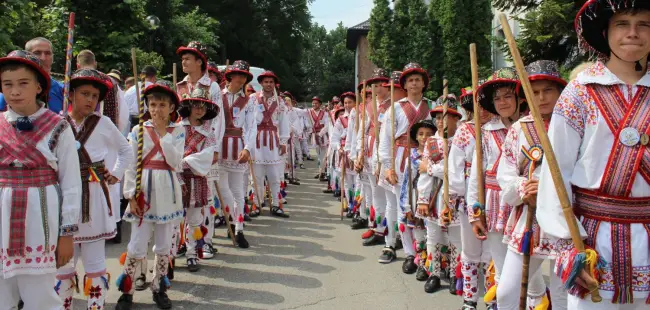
{"left": 309, "top": 0, "right": 374, "bottom": 31}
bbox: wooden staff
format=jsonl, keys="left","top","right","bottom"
{"left": 131, "top": 48, "right": 147, "bottom": 224}
{"left": 340, "top": 152, "right": 347, "bottom": 220}
{"left": 390, "top": 79, "right": 396, "bottom": 182}
{"left": 519, "top": 190, "right": 537, "bottom": 309}
{"left": 374, "top": 85, "right": 381, "bottom": 178}
{"left": 469, "top": 44, "right": 487, "bottom": 233}
{"left": 62, "top": 12, "right": 75, "bottom": 115}
{"left": 498, "top": 13, "right": 601, "bottom": 302}
{"left": 442, "top": 79, "right": 451, "bottom": 225}
{"left": 213, "top": 181, "right": 237, "bottom": 246}
{"left": 172, "top": 63, "right": 177, "bottom": 89}
{"left": 359, "top": 86, "right": 369, "bottom": 171}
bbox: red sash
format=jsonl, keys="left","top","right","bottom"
{"left": 310, "top": 109, "right": 325, "bottom": 132}
{"left": 576, "top": 85, "right": 650, "bottom": 303}
{"left": 221, "top": 93, "right": 248, "bottom": 159}
{"left": 143, "top": 126, "right": 175, "bottom": 170}
{"left": 400, "top": 99, "right": 430, "bottom": 127}
{"left": 184, "top": 125, "right": 206, "bottom": 157}
{"left": 0, "top": 110, "right": 62, "bottom": 256}
{"left": 256, "top": 94, "right": 279, "bottom": 151}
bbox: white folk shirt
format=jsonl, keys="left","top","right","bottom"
{"left": 308, "top": 108, "right": 329, "bottom": 146}
{"left": 378, "top": 97, "right": 431, "bottom": 182}
{"left": 466, "top": 116, "right": 510, "bottom": 234}
{"left": 497, "top": 115, "right": 556, "bottom": 259}
{"left": 124, "top": 81, "right": 153, "bottom": 116}
{"left": 537, "top": 61, "right": 650, "bottom": 301}
{"left": 252, "top": 93, "right": 289, "bottom": 165}
{"left": 0, "top": 107, "right": 81, "bottom": 278}
{"left": 449, "top": 121, "right": 477, "bottom": 197}
{"left": 218, "top": 88, "right": 257, "bottom": 172}
{"left": 69, "top": 114, "right": 133, "bottom": 242}
{"left": 123, "top": 121, "right": 185, "bottom": 224}
{"left": 354, "top": 98, "right": 389, "bottom": 172}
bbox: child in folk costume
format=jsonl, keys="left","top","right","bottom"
{"left": 374, "top": 71, "right": 408, "bottom": 263}
{"left": 177, "top": 88, "right": 218, "bottom": 272}
{"left": 330, "top": 92, "right": 357, "bottom": 217}
{"left": 0, "top": 51, "right": 81, "bottom": 310}
{"left": 538, "top": 1, "right": 650, "bottom": 308}
{"left": 467, "top": 68, "right": 526, "bottom": 309}
{"left": 324, "top": 107, "right": 341, "bottom": 196}
{"left": 416, "top": 95, "right": 463, "bottom": 294}
{"left": 309, "top": 96, "right": 329, "bottom": 181}
{"left": 55, "top": 69, "right": 134, "bottom": 310}
{"left": 496, "top": 60, "right": 567, "bottom": 310}
{"left": 250, "top": 71, "right": 290, "bottom": 218}
{"left": 378, "top": 63, "right": 432, "bottom": 268}
{"left": 218, "top": 60, "right": 257, "bottom": 248}
{"left": 284, "top": 91, "right": 304, "bottom": 181}
{"left": 452, "top": 87, "right": 495, "bottom": 310}
{"left": 116, "top": 84, "right": 184, "bottom": 310}
{"left": 403, "top": 119, "right": 436, "bottom": 277}
{"left": 351, "top": 69, "right": 391, "bottom": 247}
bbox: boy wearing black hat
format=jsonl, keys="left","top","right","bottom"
{"left": 450, "top": 87, "right": 495, "bottom": 310}
{"left": 538, "top": 1, "right": 650, "bottom": 308}
{"left": 55, "top": 69, "right": 134, "bottom": 310}
{"left": 378, "top": 63, "right": 432, "bottom": 272}
{"left": 0, "top": 50, "right": 81, "bottom": 310}
{"left": 416, "top": 95, "right": 464, "bottom": 294}
{"left": 116, "top": 84, "right": 184, "bottom": 310}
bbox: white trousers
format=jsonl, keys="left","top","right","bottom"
{"left": 384, "top": 185, "right": 398, "bottom": 248}
{"left": 0, "top": 274, "right": 61, "bottom": 310}
{"left": 460, "top": 211, "right": 491, "bottom": 263}
{"left": 253, "top": 163, "right": 283, "bottom": 207}
{"left": 359, "top": 173, "right": 388, "bottom": 232}
{"left": 218, "top": 170, "right": 246, "bottom": 232}
{"left": 292, "top": 136, "right": 303, "bottom": 165}
{"left": 56, "top": 241, "right": 108, "bottom": 310}
{"left": 57, "top": 240, "right": 107, "bottom": 276}
{"left": 184, "top": 207, "right": 205, "bottom": 259}
{"left": 425, "top": 222, "right": 461, "bottom": 276}
{"left": 315, "top": 145, "right": 327, "bottom": 173}
{"left": 127, "top": 221, "right": 174, "bottom": 258}
{"left": 301, "top": 139, "right": 309, "bottom": 157}
{"left": 394, "top": 182, "right": 415, "bottom": 257}
{"left": 497, "top": 250, "right": 564, "bottom": 310}
{"left": 486, "top": 231, "right": 509, "bottom": 284}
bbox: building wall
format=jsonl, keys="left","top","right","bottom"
{"left": 491, "top": 9, "right": 523, "bottom": 70}
{"left": 356, "top": 35, "right": 378, "bottom": 85}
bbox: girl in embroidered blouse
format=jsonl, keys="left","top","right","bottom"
{"left": 55, "top": 68, "right": 133, "bottom": 310}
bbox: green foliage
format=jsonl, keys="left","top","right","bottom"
{"left": 134, "top": 49, "right": 165, "bottom": 74}
{"left": 513, "top": 0, "right": 586, "bottom": 68}
{"left": 492, "top": 0, "right": 540, "bottom": 13}
{"left": 0, "top": 0, "right": 39, "bottom": 54}
{"left": 368, "top": 0, "right": 392, "bottom": 68}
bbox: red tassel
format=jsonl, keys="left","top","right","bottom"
{"left": 399, "top": 223, "right": 405, "bottom": 233}
{"left": 225, "top": 205, "right": 230, "bottom": 214}
{"left": 197, "top": 247, "right": 204, "bottom": 259}
{"left": 278, "top": 193, "right": 283, "bottom": 210}
{"left": 370, "top": 206, "right": 376, "bottom": 222}
{"left": 209, "top": 205, "right": 216, "bottom": 215}
{"left": 119, "top": 252, "right": 127, "bottom": 265}
{"left": 135, "top": 192, "right": 150, "bottom": 226}
{"left": 244, "top": 204, "right": 250, "bottom": 214}
{"left": 238, "top": 214, "right": 244, "bottom": 223}
{"left": 200, "top": 225, "right": 208, "bottom": 237}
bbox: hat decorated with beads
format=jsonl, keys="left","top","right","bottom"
{"left": 0, "top": 50, "right": 50, "bottom": 101}
{"left": 476, "top": 67, "right": 520, "bottom": 115}
{"left": 382, "top": 71, "right": 403, "bottom": 89}
{"left": 366, "top": 68, "right": 390, "bottom": 85}
{"left": 179, "top": 87, "right": 218, "bottom": 120}
{"left": 430, "top": 94, "right": 462, "bottom": 118}
{"left": 459, "top": 87, "right": 474, "bottom": 112}
{"left": 70, "top": 68, "right": 113, "bottom": 102}
{"left": 399, "top": 63, "right": 430, "bottom": 91}
{"left": 225, "top": 60, "right": 253, "bottom": 83}
{"left": 176, "top": 41, "right": 209, "bottom": 72}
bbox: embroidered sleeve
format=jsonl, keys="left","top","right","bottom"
{"left": 451, "top": 123, "right": 472, "bottom": 152}
{"left": 55, "top": 124, "right": 81, "bottom": 236}
{"left": 502, "top": 124, "right": 520, "bottom": 166}
{"left": 553, "top": 82, "right": 588, "bottom": 138}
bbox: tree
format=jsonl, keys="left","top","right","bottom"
{"left": 300, "top": 23, "right": 329, "bottom": 98}
{"left": 368, "top": 0, "right": 392, "bottom": 69}
{"left": 436, "top": 0, "right": 493, "bottom": 94}
{"left": 0, "top": 0, "right": 38, "bottom": 53}
{"left": 492, "top": 0, "right": 540, "bottom": 13}
{"left": 388, "top": 0, "right": 411, "bottom": 69}
{"left": 514, "top": 0, "right": 585, "bottom": 68}
{"left": 320, "top": 24, "right": 355, "bottom": 101}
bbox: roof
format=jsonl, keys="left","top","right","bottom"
{"left": 346, "top": 19, "right": 370, "bottom": 50}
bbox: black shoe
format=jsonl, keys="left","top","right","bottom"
{"left": 378, "top": 246, "right": 396, "bottom": 264}
{"left": 176, "top": 244, "right": 186, "bottom": 257}
{"left": 319, "top": 174, "right": 328, "bottom": 182}
{"left": 461, "top": 301, "right": 478, "bottom": 310}
{"left": 306, "top": 156, "right": 314, "bottom": 161}
{"left": 424, "top": 275, "right": 441, "bottom": 293}
{"left": 486, "top": 303, "right": 497, "bottom": 310}
{"left": 284, "top": 173, "right": 290, "bottom": 180}
{"left": 167, "top": 259, "right": 175, "bottom": 280}
{"left": 345, "top": 211, "right": 354, "bottom": 219}
{"left": 402, "top": 255, "right": 417, "bottom": 274}
{"left": 116, "top": 294, "right": 134, "bottom": 310}
{"left": 362, "top": 234, "right": 385, "bottom": 246}
{"left": 415, "top": 266, "right": 428, "bottom": 281}
{"left": 333, "top": 190, "right": 341, "bottom": 198}
{"left": 244, "top": 214, "right": 252, "bottom": 222}
{"left": 395, "top": 237, "right": 403, "bottom": 250}
{"left": 289, "top": 179, "right": 301, "bottom": 185}
{"left": 214, "top": 216, "right": 225, "bottom": 228}
{"left": 271, "top": 206, "right": 290, "bottom": 218}
{"left": 17, "top": 300, "right": 23, "bottom": 310}
{"left": 250, "top": 206, "right": 261, "bottom": 218}
{"left": 314, "top": 174, "right": 320, "bottom": 179}
{"left": 350, "top": 218, "right": 368, "bottom": 230}
{"left": 135, "top": 274, "right": 147, "bottom": 291}
{"left": 152, "top": 291, "right": 172, "bottom": 309}
{"left": 322, "top": 188, "right": 333, "bottom": 194}
{"left": 449, "top": 276, "right": 457, "bottom": 295}
{"left": 186, "top": 258, "right": 199, "bottom": 272}
{"left": 236, "top": 232, "right": 249, "bottom": 248}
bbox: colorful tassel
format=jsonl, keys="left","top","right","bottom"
{"left": 366, "top": 206, "right": 371, "bottom": 216}
{"left": 238, "top": 214, "right": 244, "bottom": 223}
{"left": 119, "top": 252, "right": 127, "bottom": 266}
{"left": 369, "top": 206, "right": 376, "bottom": 221}
{"left": 200, "top": 225, "right": 208, "bottom": 237}
{"left": 83, "top": 275, "right": 92, "bottom": 296}
{"left": 399, "top": 223, "right": 405, "bottom": 233}
{"left": 519, "top": 230, "right": 533, "bottom": 255}
{"left": 210, "top": 205, "right": 216, "bottom": 215}
{"left": 381, "top": 217, "right": 387, "bottom": 227}
{"left": 484, "top": 284, "right": 497, "bottom": 302}
{"left": 225, "top": 205, "right": 230, "bottom": 214}
{"left": 535, "top": 294, "right": 550, "bottom": 310}
{"left": 557, "top": 247, "right": 606, "bottom": 297}
{"left": 54, "top": 279, "right": 62, "bottom": 294}
{"left": 244, "top": 204, "right": 250, "bottom": 214}
{"left": 116, "top": 273, "right": 132, "bottom": 293}
{"left": 192, "top": 227, "right": 203, "bottom": 241}
{"left": 214, "top": 196, "right": 220, "bottom": 209}
{"left": 162, "top": 276, "right": 171, "bottom": 288}
{"left": 394, "top": 222, "right": 399, "bottom": 232}
{"left": 102, "top": 274, "right": 110, "bottom": 290}
{"left": 375, "top": 215, "right": 382, "bottom": 225}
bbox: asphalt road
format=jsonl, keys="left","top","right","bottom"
{"left": 69, "top": 154, "right": 544, "bottom": 309}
